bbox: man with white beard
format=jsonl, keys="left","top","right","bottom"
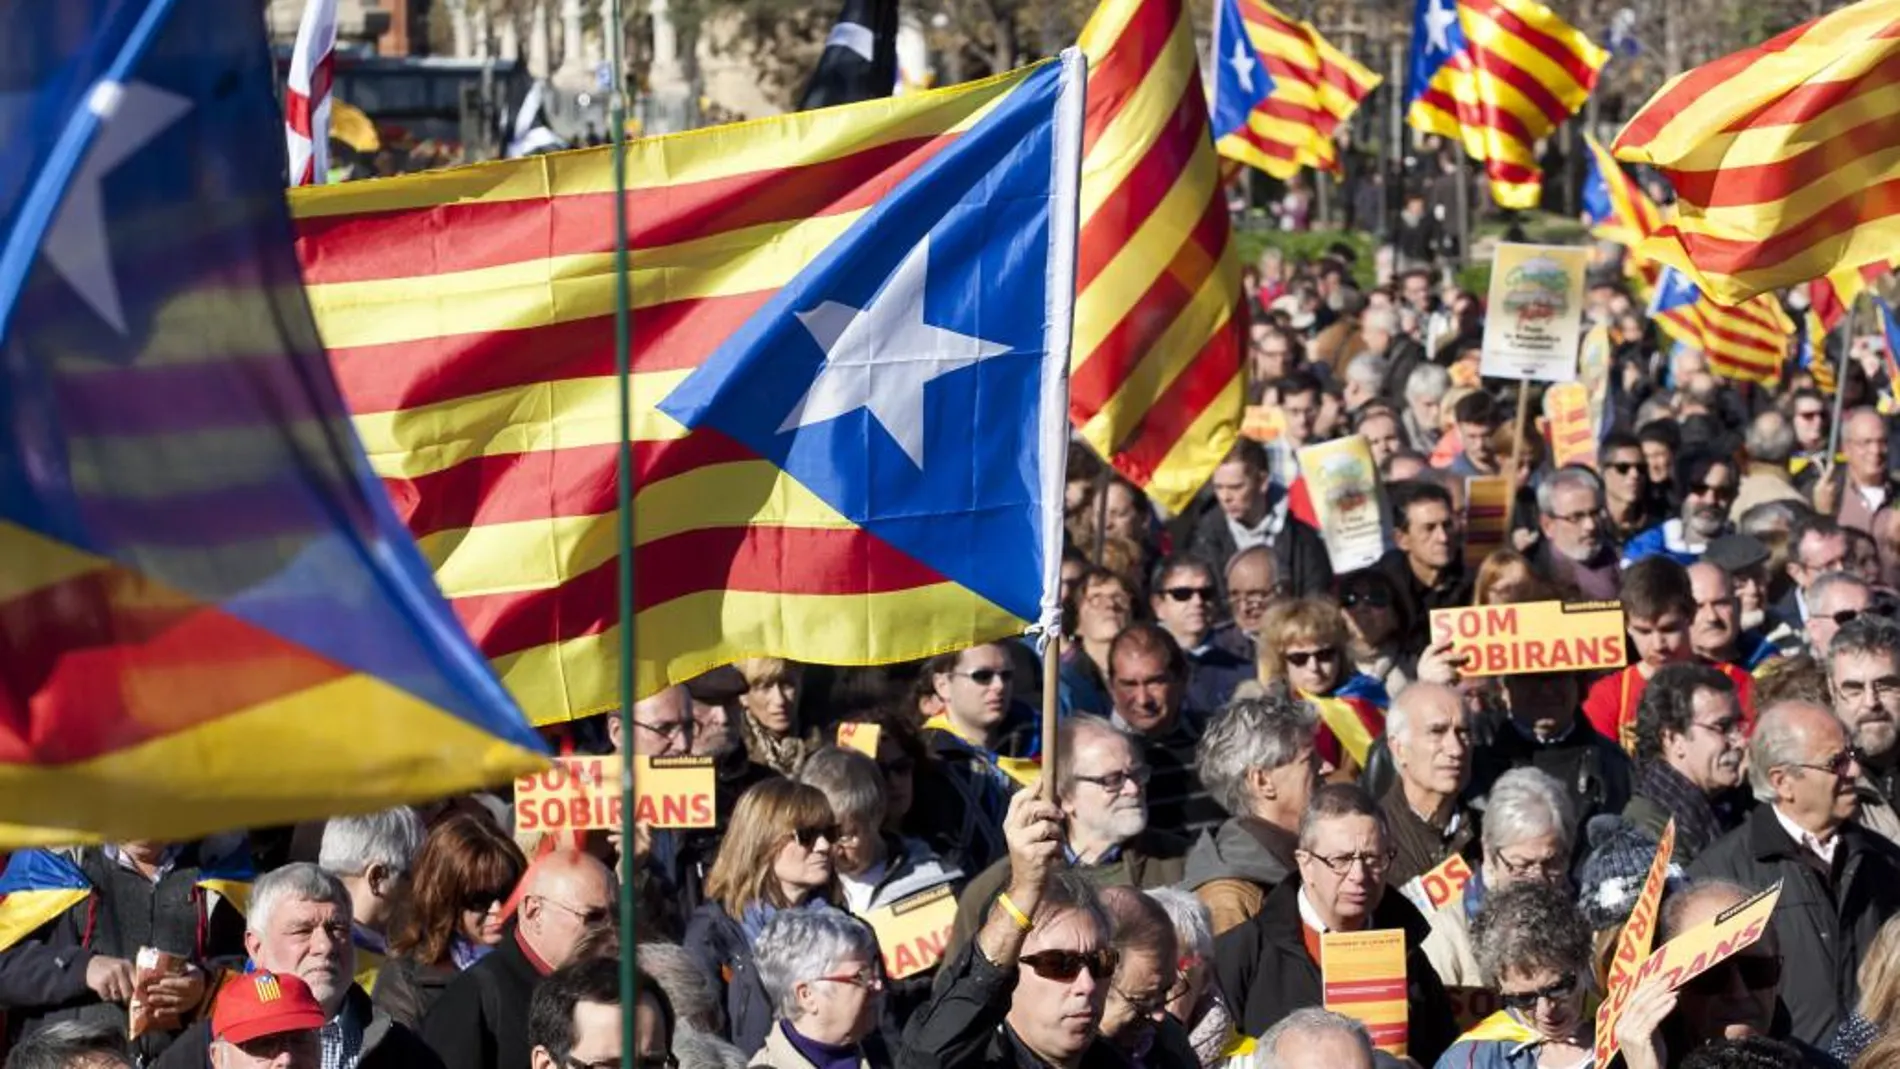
{"left": 1826, "top": 615, "right": 1900, "bottom": 844}
{"left": 1531, "top": 466, "right": 1619, "bottom": 600}
{"left": 1621, "top": 450, "right": 1738, "bottom": 567}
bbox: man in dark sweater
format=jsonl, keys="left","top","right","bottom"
{"left": 1380, "top": 682, "right": 1480, "bottom": 889}
{"left": 1470, "top": 671, "right": 1633, "bottom": 851}
{"left": 1376, "top": 480, "right": 1473, "bottom": 657}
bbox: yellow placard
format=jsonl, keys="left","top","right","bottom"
{"left": 1415, "top": 852, "right": 1474, "bottom": 912}
{"left": 1593, "top": 820, "right": 1677, "bottom": 1068}
{"left": 514, "top": 755, "right": 717, "bottom": 832}
{"left": 1322, "top": 929, "right": 1409, "bottom": 1055}
{"left": 1299, "top": 437, "right": 1390, "bottom": 573}
{"left": 1242, "top": 405, "right": 1285, "bottom": 443}
{"left": 1429, "top": 600, "right": 1627, "bottom": 677}
{"left": 862, "top": 884, "right": 958, "bottom": 979}
{"left": 836, "top": 722, "right": 881, "bottom": 757}
{"left": 1544, "top": 382, "right": 1597, "bottom": 469}
{"left": 1480, "top": 243, "right": 1589, "bottom": 383}
{"left": 1463, "top": 476, "right": 1510, "bottom": 573}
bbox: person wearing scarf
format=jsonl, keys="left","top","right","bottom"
{"left": 748, "top": 909, "right": 888, "bottom": 1069}
{"left": 1618, "top": 663, "right": 1749, "bottom": 864}
{"left": 1434, "top": 882, "right": 1596, "bottom": 1069}
{"left": 735, "top": 658, "right": 814, "bottom": 777}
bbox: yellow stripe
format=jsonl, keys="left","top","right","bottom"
{"left": 1076, "top": 138, "right": 1223, "bottom": 359}
{"left": 305, "top": 213, "right": 860, "bottom": 352}
{"left": 1216, "top": 134, "right": 1304, "bottom": 179}
{"left": 1664, "top": 128, "right": 1900, "bottom": 243}
{"left": 0, "top": 675, "right": 545, "bottom": 845}
{"left": 1465, "top": 7, "right": 1597, "bottom": 119}
{"left": 1079, "top": 7, "right": 1196, "bottom": 226}
{"left": 0, "top": 890, "right": 92, "bottom": 952}
{"left": 1639, "top": 219, "right": 1900, "bottom": 307}
{"left": 350, "top": 370, "right": 687, "bottom": 480}
{"left": 288, "top": 62, "right": 1042, "bottom": 219}
{"left": 0, "top": 523, "right": 107, "bottom": 601}
{"left": 1081, "top": 250, "right": 1239, "bottom": 453}
{"left": 1129, "top": 373, "right": 1244, "bottom": 512}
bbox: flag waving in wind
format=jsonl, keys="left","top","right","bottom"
{"left": 0, "top": 0, "right": 545, "bottom": 843}
{"left": 1647, "top": 266, "right": 1791, "bottom": 387}
{"left": 285, "top": 0, "right": 337, "bottom": 185}
{"left": 1213, "top": 0, "right": 1379, "bottom": 179}
{"left": 1211, "top": 0, "right": 1275, "bottom": 144}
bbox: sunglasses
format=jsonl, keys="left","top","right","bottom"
{"left": 1606, "top": 462, "right": 1642, "bottom": 475}
{"left": 1682, "top": 956, "right": 1781, "bottom": 995}
{"left": 1829, "top": 609, "right": 1866, "bottom": 626}
{"left": 1501, "top": 972, "right": 1579, "bottom": 1011}
{"left": 956, "top": 669, "right": 1014, "bottom": 687}
{"left": 1339, "top": 588, "right": 1391, "bottom": 609}
{"left": 792, "top": 824, "right": 841, "bottom": 849}
{"left": 460, "top": 889, "right": 510, "bottom": 913}
{"left": 1690, "top": 481, "right": 1736, "bottom": 500}
{"left": 1163, "top": 586, "right": 1217, "bottom": 602}
{"left": 1020, "top": 948, "right": 1121, "bottom": 982}
{"left": 1285, "top": 648, "right": 1339, "bottom": 668}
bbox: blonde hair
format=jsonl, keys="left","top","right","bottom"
{"left": 1472, "top": 549, "right": 1552, "bottom": 606}
{"left": 703, "top": 779, "right": 838, "bottom": 920}
{"left": 1859, "top": 914, "right": 1900, "bottom": 1024}
{"left": 733, "top": 658, "right": 795, "bottom": 687}
{"left": 1257, "top": 597, "right": 1351, "bottom": 686}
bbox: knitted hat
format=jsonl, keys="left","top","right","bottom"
{"left": 1576, "top": 815, "right": 1685, "bottom": 931}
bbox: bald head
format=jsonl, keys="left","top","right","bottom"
{"left": 520, "top": 851, "right": 616, "bottom": 969}
{"left": 1845, "top": 408, "right": 1890, "bottom": 485}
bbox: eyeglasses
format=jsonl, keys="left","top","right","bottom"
{"left": 1490, "top": 849, "right": 1567, "bottom": 880}
{"left": 1085, "top": 593, "right": 1133, "bottom": 612}
{"left": 1547, "top": 510, "right": 1598, "bottom": 526}
{"left": 536, "top": 896, "right": 612, "bottom": 927}
{"left": 1605, "top": 462, "right": 1642, "bottom": 475}
{"left": 1020, "top": 948, "right": 1121, "bottom": 982}
{"left": 1689, "top": 481, "right": 1737, "bottom": 501}
{"left": 1230, "top": 588, "right": 1285, "bottom": 609}
{"left": 955, "top": 669, "right": 1014, "bottom": 687}
{"left": 1163, "top": 586, "right": 1218, "bottom": 602}
{"left": 1795, "top": 409, "right": 1827, "bottom": 421}
{"left": 1828, "top": 609, "right": 1865, "bottom": 626}
{"left": 1339, "top": 589, "right": 1391, "bottom": 609}
{"left": 1690, "top": 718, "right": 1747, "bottom": 742}
{"left": 1300, "top": 848, "right": 1396, "bottom": 875}
{"left": 567, "top": 1056, "right": 676, "bottom": 1069}
{"left": 1111, "top": 983, "right": 1169, "bottom": 1018}
{"left": 1836, "top": 677, "right": 1900, "bottom": 703}
{"left": 1682, "top": 955, "right": 1781, "bottom": 995}
{"left": 1285, "top": 648, "right": 1340, "bottom": 668}
{"left": 815, "top": 965, "right": 885, "bottom": 991}
{"left": 1074, "top": 767, "right": 1150, "bottom": 794}
{"left": 792, "top": 824, "right": 841, "bottom": 849}
{"left": 1781, "top": 748, "right": 1862, "bottom": 779}
{"left": 633, "top": 718, "right": 692, "bottom": 742}
{"left": 460, "top": 888, "right": 510, "bottom": 913}
{"left": 1500, "top": 972, "right": 1579, "bottom": 1012}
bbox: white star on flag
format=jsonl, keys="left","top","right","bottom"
{"left": 1425, "top": 0, "right": 1461, "bottom": 53}
{"left": 781, "top": 235, "right": 1013, "bottom": 468}
{"left": 1229, "top": 37, "right": 1257, "bottom": 94}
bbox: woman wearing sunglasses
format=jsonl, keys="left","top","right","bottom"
{"left": 1435, "top": 881, "right": 1594, "bottom": 1069}
{"left": 750, "top": 909, "right": 890, "bottom": 1069}
{"left": 1258, "top": 597, "right": 1388, "bottom": 781}
{"left": 373, "top": 813, "right": 526, "bottom": 1030}
{"left": 686, "top": 779, "right": 844, "bottom": 1057}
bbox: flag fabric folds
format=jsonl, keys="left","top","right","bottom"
{"left": 293, "top": 55, "right": 1084, "bottom": 717}
{"left": 1405, "top": 0, "right": 1606, "bottom": 209}
{"left": 0, "top": 851, "right": 90, "bottom": 952}
{"left": 1648, "top": 266, "right": 1792, "bottom": 387}
{"left": 0, "top": 0, "right": 545, "bottom": 844}
{"left": 1210, "top": 0, "right": 1275, "bottom": 144}
{"left": 1580, "top": 134, "right": 1661, "bottom": 251}
{"left": 1612, "top": 0, "right": 1900, "bottom": 305}
{"left": 1074, "top": 0, "right": 1245, "bottom": 513}
{"left": 799, "top": 0, "right": 900, "bottom": 109}
{"left": 1213, "top": 0, "right": 1379, "bottom": 179}
{"left": 285, "top": 0, "right": 337, "bottom": 185}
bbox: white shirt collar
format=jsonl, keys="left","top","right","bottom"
{"left": 1771, "top": 804, "right": 1839, "bottom": 866}
{"left": 1296, "top": 887, "right": 1331, "bottom": 933}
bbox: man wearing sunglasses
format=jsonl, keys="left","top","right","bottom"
{"left": 1690, "top": 701, "right": 1900, "bottom": 1045}
{"left": 1599, "top": 431, "right": 1662, "bottom": 549}
{"left": 1824, "top": 616, "right": 1900, "bottom": 846}
{"left": 1146, "top": 557, "right": 1252, "bottom": 716}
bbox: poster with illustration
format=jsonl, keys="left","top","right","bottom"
{"left": 1481, "top": 243, "right": 1589, "bottom": 382}
{"left": 1297, "top": 437, "right": 1389, "bottom": 573}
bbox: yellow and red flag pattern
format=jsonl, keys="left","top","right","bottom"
{"left": 1612, "top": 0, "right": 1900, "bottom": 305}
{"left": 1075, "top": 0, "right": 1245, "bottom": 513}
{"left": 1216, "top": 1, "right": 1381, "bottom": 178}
{"left": 1405, "top": 0, "right": 1606, "bottom": 209}
{"left": 1649, "top": 266, "right": 1794, "bottom": 388}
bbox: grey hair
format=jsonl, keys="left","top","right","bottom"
{"left": 1481, "top": 768, "right": 1575, "bottom": 855}
{"left": 1738, "top": 500, "right": 1802, "bottom": 541}
{"left": 1829, "top": 614, "right": 1900, "bottom": 672}
{"left": 248, "top": 862, "right": 352, "bottom": 938}
{"left": 1057, "top": 715, "right": 1138, "bottom": 799}
{"left": 672, "top": 1031, "right": 749, "bottom": 1069}
{"left": 1196, "top": 694, "right": 1320, "bottom": 816}
{"left": 1745, "top": 411, "right": 1796, "bottom": 464}
{"left": 1405, "top": 363, "right": 1450, "bottom": 403}
{"left": 1472, "top": 880, "right": 1593, "bottom": 986}
{"left": 797, "top": 747, "right": 887, "bottom": 830}
{"left": 1536, "top": 465, "right": 1604, "bottom": 517}
{"left": 1747, "top": 700, "right": 1831, "bottom": 802}
{"left": 1345, "top": 354, "right": 1389, "bottom": 390}
{"left": 1361, "top": 305, "right": 1399, "bottom": 336}
{"left": 1810, "top": 571, "right": 1871, "bottom": 613}
{"left": 1146, "top": 886, "right": 1213, "bottom": 962}
{"left": 1254, "top": 1009, "right": 1374, "bottom": 1069}
{"left": 1385, "top": 682, "right": 1462, "bottom": 746}
{"left": 754, "top": 909, "right": 879, "bottom": 1021}
{"left": 3, "top": 1020, "right": 132, "bottom": 1069}
{"left": 639, "top": 941, "right": 724, "bottom": 1034}
{"left": 319, "top": 807, "right": 426, "bottom": 878}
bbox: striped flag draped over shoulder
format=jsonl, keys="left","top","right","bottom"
{"left": 1074, "top": 0, "right": 1245, "bottom": 514}
{"left": 1215, "top": 0, "right": 1380, "bottom": 179}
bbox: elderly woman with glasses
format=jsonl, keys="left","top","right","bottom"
{"left": 1258, "top": 597, "right": 1388, "bottom": 780}
{"left": 1434, "top": 881, "right": 1595, "bottom": 1069}
{"left": 686, "top": 780, "right": 843, "bottom": 1057}
{"left": 748, "top": 910, "right": 889, "bottom": 1069}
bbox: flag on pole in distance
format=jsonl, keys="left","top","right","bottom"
{"left": 1212, "top": 0, "right": 1381, "bottom": 180}
{"left": 0, "top": 0, "right": 546, "bottom": 845}
{"left": 1612, "top": 0, "right": 1900, "bottom": 305}
{"left": 1210, "top": 0, "right": 1275, "bottom": 146}
{"left": 1405, "top": 0, "right": 1606, "bottom": 209}
{"left": 799, "top": 0, "right": 900, "bottom": 109}
{"left": 1797, "top": 308, "right": 1836, "bottom": 395}
{"left": 1647, "top": 265, "right": 1790, "bottom": 387}
{"left": 293, "top": 54, "right": 1085, "bottom": 715}
{"left": 285, "top": 0, "right": 336, "bottom": 185}
{"left": 1876, "top": 297, "right": 1900, "bottom": 407}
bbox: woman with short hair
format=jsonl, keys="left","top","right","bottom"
{"left": 1257, "top": 597, "right": 1388, "bottom": 779}
{"left": 373, "top": 813, "right": 527, "bottom": 1029}
{"left": 1435, "top": 881, "right": 1595, "bottom": 1069}
{"left": 748, "top": 910, "right": 889, "bottom": 1069}
{"left": 733, "top": 658, "right": 812, "bottom": 777}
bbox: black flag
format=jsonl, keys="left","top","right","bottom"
{"left": 797, "top": 0, "right": 900, "bottom": 110}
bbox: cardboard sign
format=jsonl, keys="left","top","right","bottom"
{"left": 1429, "top": 600, "right": 1627, "bottom": 677}
{"left": 863, "top": 884, "right": 958, "bottom": 979}
{"left": 836, "top": 722, "right": 881, "bottom": 757}
{"left": 1322, "top": 929, "right": 1409, "bottom": 1055}
{"left": 1416, "top": 853, "right": 1474, "bottom": 912}
{"left": 1593, "top": 820, "right": 1677, "bottom": 1068}
{"left": 1463, "top": 476, "right": 1510, "bottom": 572}
{"left": 1481, "top": 243, "right": 1589, "bottom": 382}
{"left": 1242, "top": 405, "right": 1285, "bottom": 443}
{"left": 514, "top": 755, "right": 717, "bottom": 832}
{"left": 1444, "top": 985, "right": 1506, "bottom": 1034}
{"left": 1543, "top": 382, "right": 1597, "bottom": 469}
{"left": 1298, "top": 437, "right": 1390, "bottom": 573}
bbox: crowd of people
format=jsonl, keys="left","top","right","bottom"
{"left": 11, "top": 245, "right": 1900, "bottom": 1069}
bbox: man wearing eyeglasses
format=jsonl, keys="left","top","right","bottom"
{"left": 1146, "top": 557, "right": 1251, "bottom": 716}
{"left": 1530, "top": 466, "right": 1619, "bottom": 601}
{"left": 1691, "top": 700, "right": 1900, "bottom": 1045}
{"left": 1607, "top": 664, "right": 1748, "bottom": 865}
{"left": 1787, "top": 388, "right": 1832, "bottom": 476}
{"left": 1824, "top": 615, "right": 1900, "bottom": 846}
{"left": 1223, "top": 547, "right": 1283, "bottom": 643}
{"left": 1210, "top": 784, "right": 1457, "bottom": 1062}
{"left": 528, "top": 958, "right": 676, "bottom": 1069}
{"left": 1803, "top": 571, "right": 1874, "bottom": 663}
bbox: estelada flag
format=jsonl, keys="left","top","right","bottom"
{"left": 0, "top": 0, "right": 545, "bottom": 844}
{"left": 1213, "top": 0, "right": 1380, "bottom": 179}
{"left": 294, "top": 56, "right": 1084, "bottom": 718}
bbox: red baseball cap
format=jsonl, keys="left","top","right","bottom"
{"left": 212, "top": 971, "right": 326, "bottom": 1045}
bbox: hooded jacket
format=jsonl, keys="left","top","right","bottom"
{"left": 1182, "top": 817, "right": 1297, "bottom": 936}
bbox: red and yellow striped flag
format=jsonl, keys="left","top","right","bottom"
{"left": 1612, "top": 0, "right": 1900, "bottom": 305}
{"left": 1651, "top": 274, "right": 1794, "bottom": 388}
{"left": 1075, "top": 0, "right": 1245, "bottom": 513}
{"left": 1405, "top": 0, "right": 1606, "bottom": 209}
{"left": 1216, "top": 1, "right": 1381, "bottom": 178}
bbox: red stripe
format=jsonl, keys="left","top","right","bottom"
{"left": 1724, "top": 45, "right": 1900, "bottom": 131}
{"left": 456, "top": 526, "right": 947, "bottom": 657}
{"left": 294, "top": 134, "right": 953, "bottom": 285}
{"left": 1231, "top": 124, "right": 1305, "bottom": 164}
{"left": 1110, "top": 316, "right": 1243, "bottom": 487}
{"left": 1082, "top": 0, "right": 1186, "bottom": 156}
{"left": 1237, "top": 0, "right": 1301, "bottom": 38}
{"left": 1463, "top": 0, "right": 1600, "bottom": 91}
{"left": 1325, "top": 979, "right": 1409, "bottom": 1000}
{"left": 1255, "top": 94, "right": 1330, "bottom": 131}
{"left": 1650, "top": 174, "right": 1900, "bottom": 276}
{"left": 1468, "top": 40, "right": 1575, "bottom": 130}
{"left": 1418, "top": 84, "right": 1538, "bottom": 150}
{"left": 1078, "top": 84, "right": 1207, "bottom": 291}
{"left": 1667, "top": 108, "right": 1900, "bottom": 210}
{"left": 1617, "top": 18, "right": 1819, "bottom": 149}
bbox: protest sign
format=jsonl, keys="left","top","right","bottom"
{"left": 1593, "top": 820, "right": 1677, "bottom": 1068}
{"left": 1543, "top": 382, "right": 1597, "bottom": 469}
{"left": 1462, "top": 476, "right": 1510, "bottom": 573}
{"left": 1242, "top": 405, "right": 1285, "bottom": 443}
{"left": 836, "top": 722, "right": 881, "bottom": 757}
{"left": 863, "top": 884, "right": 959, "bottom": 979}
{"left": 1631, "top": 882, "right": 1780, "bottom": 993}
{"left": 1399, "top": 852, "right": 1474, "bottom": 915}
{"left": 1481, "top": 244, "right": 1589, "bottom": 382}
{"left": 1429, "top": 600, "right": 1627, "bottom": 677}
{"left": 1323, "top": 929, "right": 1409, "bottom": 1055}
{"left": 515, "top": 755, "right": 717, "bottom": 832}
{"left": 1298, "top": 437, "right": 1390, "bottom": 573}
{"left": 1579, "top": 322, "right": 1613, "bottom": 430}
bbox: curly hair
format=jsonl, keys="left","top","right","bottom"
{"left": 1633, "top": 662, "right": 1736, "bottom": 765}
{"left": 1257, "top": 597, "right": 1350, "bottom": 688}
{"left": 1472, "top": 880, "right": 1593, "bottom": 988}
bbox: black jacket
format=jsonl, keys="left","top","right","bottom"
{"left": 1183, "top": 500, "right": 1335, "bottom": 598}
{"left": 899, "top": 945, "right": 1131, "bottom": 1069}
{"left": 1374, "top": 549, "right": 1474, "bottom": 657}
{"left": 683, "top": 903, "right": 777, "bottom": 1057}
{"left": 1690, "top": 807, "right": 1900, "bottom": 1046}
{"left": 1212, "top": 878, "right": 1458, "bottom": 1065}
{"left": 1469, "top": 718, "right": 1633, "bottom": 851}
{"left": 152, "top": 985, "right": 442, "bottom": 1069}
{"left": 370, "top": 953, "right": 458, "bottom": 1031}
{"left": 420, "top": 928, "right": 542, "bottom": 1069}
